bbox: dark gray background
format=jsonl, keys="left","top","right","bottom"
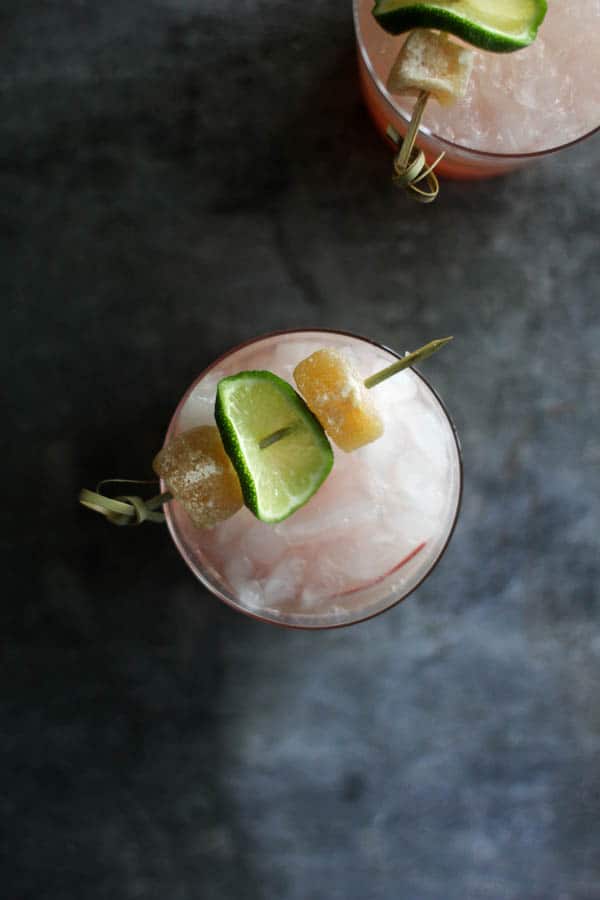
{"left": 2, "top": 2, "right": 599, "bottom": 898}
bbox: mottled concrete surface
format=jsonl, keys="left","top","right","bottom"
{"left": 2, "top": 2, "right": 600, "bottom": 899}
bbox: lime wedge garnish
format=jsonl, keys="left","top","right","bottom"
{"left": 215, "top": 371, "right": 334, "bottom": 524}
{"left": 372, "top": 0, "right": 547, "bottom": 52}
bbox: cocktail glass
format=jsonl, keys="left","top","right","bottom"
{"left": 162, "top": 330, "right": 462, "bottom": 629}
{"left": 354, "top": 0, "right": 600, "bottom": 179}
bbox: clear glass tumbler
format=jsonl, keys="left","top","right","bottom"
{"left": 162, "top": 330, "right": 462, "bottom": 629}
{"left": 354, "top": 0, "right": 600, "bottom": 179}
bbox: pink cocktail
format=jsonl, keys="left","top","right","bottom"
{"left": 162, "top": 331, "right": 462, "bottom": 629}
{"left": 354, "top": 0, "right": 600, "bottom": 179}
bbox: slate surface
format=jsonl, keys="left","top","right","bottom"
{"left": 2, "top": 2, "right": 599, "bottom": 898}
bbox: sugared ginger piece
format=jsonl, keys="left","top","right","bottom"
{"left": 293, "top": 349, "right": 384, "bottom": 452}
{"left": 153, "top": 425, "right": 243, "bottom": 528}
{"left": 387, "top": 29, "right": 474, "bottom": 106}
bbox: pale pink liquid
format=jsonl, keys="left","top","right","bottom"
{"left": 163, "top": 331, "right": 462, "bottom": 629}
{"left": 355, "top": 0, "right": 600, "bottom": 178}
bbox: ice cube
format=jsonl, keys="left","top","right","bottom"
{"left": 213, "top": 506, "right": 255, "bottom": 548}
{"left": 262, "top": 555, "right": 306, "bottom": 606}
{"left": 241, "top": 520, "right": 289, "bottom": 571}
{"left": 224, "top": 553, "right": 253, "bottom": 585}
{"left": 178, "top": 377, "right": 220, "bottom": 430}
{"left": 274, "top": 453, "right": 381, "bottom": 543}
{"left": 237, "top": 581, "right": 265, "bottom": 611}
{"left": 404, "top": 386, "right": 450, "bottom": 471}
{"left": 305, "top": 529, "right": 413, "bottom": 597}
{"left": 375, "top": 367, "right": 419, "bottom": 407}
{"left": 388, "top": 449, "right": 445, "bottom": 528}
{"left": 269, "top": 340, "right": 315, "bottom": 381}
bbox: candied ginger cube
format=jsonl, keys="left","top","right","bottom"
{"left": 294, "top": 349, "right": 384, "bottom": 452}
{"left": 153, "top": 425, "right": 243, "bottom": 528}
{"left": 387, "top": 29, "right": 474, "bottom": 107}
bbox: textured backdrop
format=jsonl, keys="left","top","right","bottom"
{"left": 2, "top": 2, "right": 600, "bottom": 898}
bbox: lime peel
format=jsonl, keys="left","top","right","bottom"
{"left": 215, "top": 371, "right": 334, "bottom": 524}
{"left": 372, "top": 0, "right": 548, "bottom": 52}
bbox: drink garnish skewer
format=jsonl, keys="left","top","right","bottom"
{"left": 370, "top": 1, "right": 548, "bottom": 200}
{"left": 79, "top": 337, "right": 452, "bottom": 527}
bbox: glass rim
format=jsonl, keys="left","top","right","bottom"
{"left": 352, "top": 0, "right": 600, "bottom": 162}
{"left": 163, "top": 328, "right": 464, "bottom": 630}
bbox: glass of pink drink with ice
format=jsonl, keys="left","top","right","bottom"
{"left": 354, "top": 0, "right": 600, "bottom": 179}
{"left": 162, "top": 330, "right": 462, "bottom": 629}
